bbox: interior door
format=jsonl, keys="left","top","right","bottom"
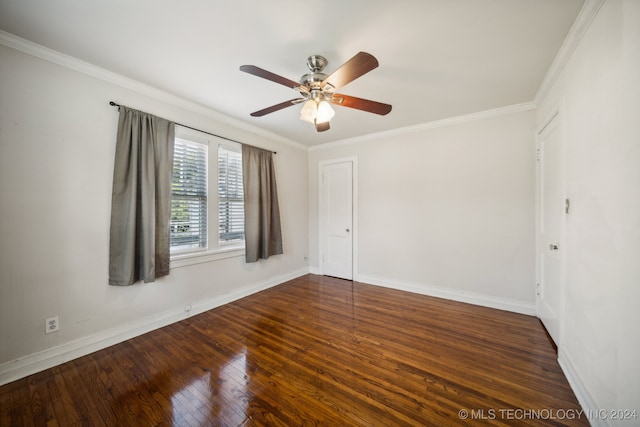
{"left": 320, "top": 161, "right": 353, "bottom": 280}
{"left": 536, "top": 112, "right": 564, "bottom": 347}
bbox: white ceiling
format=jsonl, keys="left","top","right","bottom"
{"left": 0, "top": 0, "right": 584, "bottom": 147}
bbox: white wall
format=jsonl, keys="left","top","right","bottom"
{"left": 3, "top": 1, "right": 638, "bottom": 415}
{"left": 0, "top": 43, "right": 308, "bottom": 381}
{"left": 308, "top": 109, "right": 537, "bottom": 311}
{"left": 536, "top": 0, "right": 640, "bottom": 418}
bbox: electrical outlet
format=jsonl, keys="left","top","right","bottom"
{"left": 45, "top": 316, "right": 59, "bottom": 334}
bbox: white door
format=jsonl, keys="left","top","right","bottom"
{"left": 536, "top": 112, "right": 564, "bottom": 347}
{"left": 320, "top": 161, "right": 353, "bottom": 280}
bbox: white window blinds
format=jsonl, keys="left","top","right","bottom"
{"left": 170, "top": 138, "right": 208, "bottom": 252}
{"left": 218, "top": 146, "right": 244, "bottom": 242}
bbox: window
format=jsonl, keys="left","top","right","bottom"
{"left": 170, "top": 138, "right": 207, "bottom": 252}
{"left": 218, "top": 146, "right": 244, "bottom": 242}
{"left": 170, "top": 130, "right": 244, "bottom": 257}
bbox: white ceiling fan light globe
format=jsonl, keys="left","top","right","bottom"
{"left": 316, "top": 100, "right": 335, "bottom": 124}
{"left": 300, "top": 99, "right": 318, "bottom": 123}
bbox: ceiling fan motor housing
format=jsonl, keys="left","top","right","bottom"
{"left": 300, "top": 55, "right": 331, "bottom": 92}
{"left": 300, "top": 73, "right": 327, "bottom": 87}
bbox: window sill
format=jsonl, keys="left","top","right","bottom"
{"left": 170, "top": 245, "right": 245, "bottom": 269}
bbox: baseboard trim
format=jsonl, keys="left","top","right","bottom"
{"left": 558, "top": 348, "right": 609, "bottom": 427}
{"left": 0, "top": 267, "right": 309, "bottom": 386}
{"left": 357, "top": 274, "right": 536, "bottom": 316}
{"left": 308, "top": 266, "right": 321, "bottom": 275}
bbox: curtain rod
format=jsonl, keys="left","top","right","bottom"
{"left": 109, "top": 101, "right": 276, "bottom": 154}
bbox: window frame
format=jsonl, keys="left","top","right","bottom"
{"left": 170, "top": 127, "right": 245, "bottom": 267}
{"left": 217, "top": 145, "right": 245, "bottom": 245}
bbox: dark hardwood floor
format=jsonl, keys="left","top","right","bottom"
{"left": 0, "top": 274, "right": 588, "bottom": 426}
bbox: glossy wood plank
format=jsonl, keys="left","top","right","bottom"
{"left": 0, "top": 274, "right": 588, "bottom": 426}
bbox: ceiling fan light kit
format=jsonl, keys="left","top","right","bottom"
{"left": 240, "top": 52, "right": 392, "bottom": 133}
{"left": 300, "top": 99, "right": 335, "bottom": 125}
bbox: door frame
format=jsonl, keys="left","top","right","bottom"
{"left": 318, "top": 156, "right": 358, "bottom": 280}
{"left": 535, "top": 101, "right": 566, "bottom": 349}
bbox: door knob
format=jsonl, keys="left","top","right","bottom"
{"left": 346, "top": 228, "right": 350, "bottom": 232}
{"left": 549, "top": 244, "right": 559, "bottom": 251}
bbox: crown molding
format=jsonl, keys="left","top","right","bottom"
{"left": 311, "top": 0, "right": 606, "bottom": 153}
{"left": 0, "top": 30, "right": 307, "bottom": 152}
{"left": 2, "top": 0, "right": 603, "bottom": 156}
{"left": 309, "top": 101, "right": 536, "bottom": 152}
{"left": 534, "top": 0, "right": 606, "bottom": 105}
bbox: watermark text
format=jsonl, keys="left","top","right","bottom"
{"left": 457, "top": 408, "right": 638, "bottom": 422}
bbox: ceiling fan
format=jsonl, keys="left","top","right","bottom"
{"left": 240, "top": 52, "right": 392, "bottom": 132}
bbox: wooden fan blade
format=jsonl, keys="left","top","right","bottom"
{"left": 240, "top": 65, "right": 301, "bottom": 89}
{"left": 250, "top": 99, "right": 303, "bottom": 117}
{"left": 315, "top": 121, "right": 330, "bottom": 132}
{"left": 331, "top": 94, "right": 392, "bottom": 115}
{"left": 320, "top": 52, "right": 379, "bottom": 90}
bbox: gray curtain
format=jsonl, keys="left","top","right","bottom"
{"left": 109, "top": 106, "right": 175, "bottom": 286}
{"left": 242, "top": 145, "right": 283, "bottom": 262}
